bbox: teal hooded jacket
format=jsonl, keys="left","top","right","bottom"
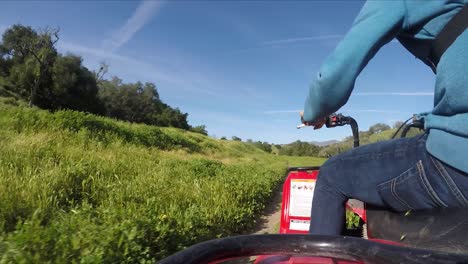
{"left": 303, "top": 0, "right": 468, "bottom": 173}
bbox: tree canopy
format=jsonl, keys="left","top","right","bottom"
{"left": 279, "top": 140, "right": 321, "bottom": 157}
{"left": 0, "top": 24, "right": 203, "bottom": 132}
{"left": 368, "top": 123, "right": 391, "bottom": 134}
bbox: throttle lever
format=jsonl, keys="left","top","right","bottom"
{"left": 326, "top": 113, "right": 350, "bottom": 128}
{"left": 296, "top": 113, "right": 360, "bottom": 147}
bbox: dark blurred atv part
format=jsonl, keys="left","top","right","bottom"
{"left": 158, "top": 234, "right": 468, "bottom": 264}
{"left": 366, "top": 207, "right": 468, "bottom": 254}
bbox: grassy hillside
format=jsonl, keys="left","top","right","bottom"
{"left": 318, "top": 126, "right": 423, "bottom": 157}
{"left": 0, "top": 97, "right": 324, "bottom": 262}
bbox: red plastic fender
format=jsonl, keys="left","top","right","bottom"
{"left": 280, "top": 168, "right": 367, "bottom": 234}
{"left": 280, "top": 168, "right": 319, "bottom": 234}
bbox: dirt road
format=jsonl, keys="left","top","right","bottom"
{"left": 252, "top": 186, "right": 283, "bottom": 234}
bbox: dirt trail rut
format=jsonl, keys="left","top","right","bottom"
{"left": 252, "top": 185, "right": 283, "bottom": 234}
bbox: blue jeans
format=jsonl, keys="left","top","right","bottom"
{"left": 309, "top": 133, "right": 468, "bottom": 235}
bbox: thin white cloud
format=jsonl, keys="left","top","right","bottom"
{"left": 231, "top": 33, "right": 399, "bottom": 55}
{"left": 228, "top": 34, "right": 399, "bottom": 56}
{"left": 354, "top": 92, "right": 433, "bottom": 96}
{"left": 57, "top": 41, "right": 271, "bottom": 102}
{"left": 262, "top": 34, "right": 343, "bottom": 46}
{"left": 261, "top": 34, "right": 400, "bottom": 47}
{"left": 58, "top": 41, "right": 182, "bottom": 85}
{"left": 103, "top": 1, "right": 163, "bottom": 52}
{"left": 57, "top": 41, "right": 222, "bottom": 96}
{"left": 263, "top": 110, "right": 302, "bottom": 114}
{"left": 347, "top": 109, "right": 411, "bottom": 114}
{"left": 262, "top": 109, "right": 411, "bottom": 115}
{"left": 59, "top": 41, "right": 129, "bottom": 62}
{"left": 229, "top": 33, "right": 343, "bottom": 54}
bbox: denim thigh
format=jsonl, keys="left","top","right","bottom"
{"left": 378, "top": 152, "right": 468, "bottom": 211}
{"left": 317, "top": 133, "right": 468, "bottom": 212}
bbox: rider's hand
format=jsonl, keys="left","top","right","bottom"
{"left": 300, "top": 111, "right": 326, "bottom": 130}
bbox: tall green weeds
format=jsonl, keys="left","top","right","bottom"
{"left": 0, "top": 99, "right": 324, "bottom": 262}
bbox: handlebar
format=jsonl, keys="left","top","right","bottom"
{"left": 326, "top": 114, "right": 359, "bottom": 148}
{"left": 299, "top": 113, "right": 424, "bottom": 148}
{"left": 400, "top": 120, "right": 424, "bottom": 138}
{"left": 391, "top": 115, "right": 425, "bottom": 139}
{"left": 298, "top": 113, "right": 359, "bottom": 148}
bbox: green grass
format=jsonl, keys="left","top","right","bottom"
{"left": 0, "top": 97, "right": 325, "bottom": 263}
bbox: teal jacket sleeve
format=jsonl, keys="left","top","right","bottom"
{"left": 303, "top": 1, "right": 406, "bottom": 122}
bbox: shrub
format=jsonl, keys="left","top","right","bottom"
{"left": 0, "top": 99, "right": 326, "bottom": 261}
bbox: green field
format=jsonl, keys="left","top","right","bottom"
{"left": 0, "top": 97, "right": 324, "bottom": 262}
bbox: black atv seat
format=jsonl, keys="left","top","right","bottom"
{"left": 366, "top": 207, "right": 468, "bottom": 254}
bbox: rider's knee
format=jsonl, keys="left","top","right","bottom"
{"left": 317, "top": 157, "right": 340, "bottom": 185}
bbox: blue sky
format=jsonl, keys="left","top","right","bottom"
{"left": 1, "top": 1, "right": 436, "bottom": 144}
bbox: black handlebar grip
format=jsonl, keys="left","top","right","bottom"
{"left": 325, "top": 113, "right": 359, "bottom": 147}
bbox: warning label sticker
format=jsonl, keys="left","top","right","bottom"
{"left": 289, "top": 179, "right": 315, "bottom": 217}
{"left": 289, "top": 219, "right": 310, "bottom": 231}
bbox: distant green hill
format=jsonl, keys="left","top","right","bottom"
{"left": 318, "top": 125, "right": 423, "bottom": 158}
{"left": 277, "top": 123, "right": 423, "bottom": 159}
{"left": 0, "top": 96, "right": 324, "bottom": 262}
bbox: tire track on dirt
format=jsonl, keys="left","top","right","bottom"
{"left": 251, "top": 185, "right": 283, "bottom": 234}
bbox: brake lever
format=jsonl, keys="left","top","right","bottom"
{"left": 297, "top": 113, "right": 349, "bottom": 129}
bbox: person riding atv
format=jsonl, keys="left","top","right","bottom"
{"left": 159, "top": 2, "right": 468, "bottom": 263}
{"left": 300, "top": 1, "right": 468, "bottom": 236}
